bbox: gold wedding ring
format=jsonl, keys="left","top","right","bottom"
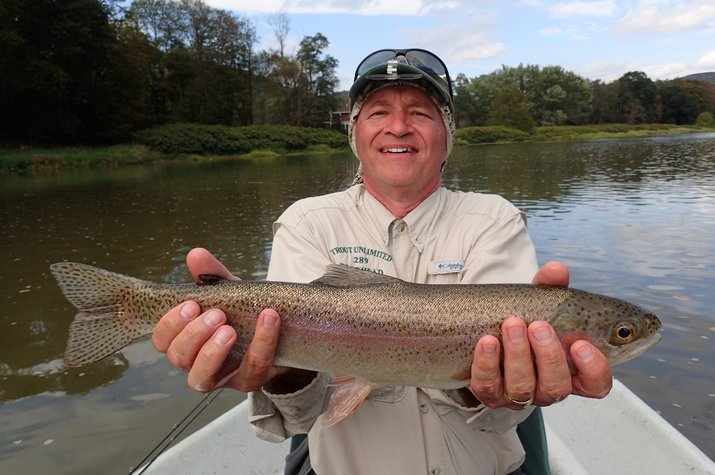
{"left": 507, "top": 394, "right": 534, "bottom": 406}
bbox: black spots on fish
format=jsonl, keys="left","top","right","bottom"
{"left": 560, "top": 298, "right": 588, "bottom": 318}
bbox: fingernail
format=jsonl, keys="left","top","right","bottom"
{"left": 533, "top": 326, "right": 552, "bottom": 343}
{"left": 194, "top": 382, "right": 211, "bottom": 392}
{"left": 214, "top": 327, "right": 232, "bottom": 345}
{"left": 481, "top": 342, "right": 497, "bottom": 356}
{"left": 261, "top": 312, "right": 277, "bottom": 327}
{"left": 507, "top": 325, "right": 525, "bottom": 342}
{"left": 204, "top": 309, "right": 222, "bottom": 326}
{"left": 180, "top": 302, "right": 199, "bottom": 320}
{"left": 575, "top": 343, "right": 594, "bottom": 362}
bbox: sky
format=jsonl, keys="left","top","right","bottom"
{"left": 204, "top": 0, "right": 715, "bottom": 90}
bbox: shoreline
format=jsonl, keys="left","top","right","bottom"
{"left": 2, "top": 124, "right": 715, "bottom": 174}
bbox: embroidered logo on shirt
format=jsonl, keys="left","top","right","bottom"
{"left": 431, "top": 260, "right": 465, "bottom": 274}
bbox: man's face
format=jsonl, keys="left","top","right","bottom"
{"left": 354, "top": 85, "right": 447, "bottom": 199}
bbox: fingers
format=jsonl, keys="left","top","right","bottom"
{"left": 502, "top": 318, "right": 537, "bottom": 407}
{"left": 157, "top": 307, "right": 282, "bottom": 393}
{"left": 532, "top": 260, "right": 570, "bottom": 287}
{"left": 471, "top": 319, "right": 594, "bottom": 410}
{"left": 528, "top": 321, "right": 572, "bottom": 404}
{"left": 165, "top": 308, "right": 229, "bottom": 372}
{"left": 470, "top": 335, "right": 502, "bottom": 407}
{"left": 230, "top": 309, "right": 282, "bottom": 391}
{"left": 570, "top": 341, "right": 613, "bottom": 399}
{"left": 152, "top": 248, "right": 238, "bottom": 372}
{"left": 152, "top": 300, "right": 201, "bottom": 353}
{"left": 185, "top": 319, "right": 237, "bottom": 392}
{"left": 152, "top": 249, "right": 285, "bottom": 394}
{"left": 471, "top": 318, "right": 539, "bottom": 410}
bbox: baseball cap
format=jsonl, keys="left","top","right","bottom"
{"left": 349, "top": 49, "right": 454, "bottom": 113}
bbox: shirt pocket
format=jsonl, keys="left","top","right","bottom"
{"left": 366, "top": 385, "right": 407, "bottom": 403}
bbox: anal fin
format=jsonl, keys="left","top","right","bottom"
{"left": 322, "top": 376, "right": 374, "bottom": 428}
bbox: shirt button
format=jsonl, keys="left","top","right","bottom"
{"left": 430, "top": 467, "right": 441, "bottom": 475}
{"left": 395, "top": 222, "right": 405, "bottom": 232}
{"left": 419, "top": 403, "right": 429, "bottom": 414}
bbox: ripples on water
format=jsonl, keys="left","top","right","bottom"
{"left": 1, "top": 135, "right": 714, "bottom": 472}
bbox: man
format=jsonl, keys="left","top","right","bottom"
{"left": 153, "top": 49, "right": 612, "bottom": 474}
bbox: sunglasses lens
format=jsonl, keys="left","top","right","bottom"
{"left": 404, "top": 50, "right": 447, "bottom": 76}
{"left": 355, "top": 50, "right": 399, "bottom": 78}
{"left": 353, "top": 49, "right": 452, "bottom": 99}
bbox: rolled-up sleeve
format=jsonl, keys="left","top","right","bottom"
{"left": 248, "top": 373, "right": 331, "bottom": 442}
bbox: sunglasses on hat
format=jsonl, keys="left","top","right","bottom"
{"left": 352, "top": 49, "right": 453, "bottom": 102}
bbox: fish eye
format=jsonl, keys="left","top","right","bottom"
{"left": 612, "top": 322, "right": 638, "bottom": 345}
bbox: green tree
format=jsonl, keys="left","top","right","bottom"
{"left": 590, "top": 80, "right": 621, "bottom": 124}
{"left": 531, "top": 66, "right": 592, "bottom": 125}
{"left": 0, "top": 0, "right": 143, "bottom": 144}
{"left": 295, "top": 33, "right": 339, "bottom": 126}
{"left": 488, "top": 88, "right": 535, "bottom": 133}
{"left": 128, "top": 0, "right": 257, "bottom": 126}
{"left": 255, "top": 33, "right": 339, "bottom": 127}
{"left": 453, "top": 72, "right": 508, "bottom": 126}
{"left": 617, "top": 71, "right": 656, "bottom": 124}
{"left": 454, "top": 64, "right": 591, "bottom": 127}
{"left": 657, "top": 80, "right": 709, "bottom": 124}
{"left": 695, "top": 111, "right": 714, "bottom": 127}
{"left": 129, "top": 0, "right": 186, "bottom": 52}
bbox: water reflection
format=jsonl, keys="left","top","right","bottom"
{"left": 1, "top": 135, "right": 714, "bottom": 472}
{"left": 1, "top": 357, "right": 128, "bottom": 403}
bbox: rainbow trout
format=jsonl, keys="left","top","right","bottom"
{"left": 51, "top": 262, "right": 660, "bottom": 422}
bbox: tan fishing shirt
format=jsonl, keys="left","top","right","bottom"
{"left": 249, "top": 185, "right": 540, "bottom": 475}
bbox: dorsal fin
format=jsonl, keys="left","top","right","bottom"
{"left": 311, "top": 264, "right": 403, "bottom": 287}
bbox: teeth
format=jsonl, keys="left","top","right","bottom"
{"left": 382, "top": 147, "right": 413, "bottom": 153}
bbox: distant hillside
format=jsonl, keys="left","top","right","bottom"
{"left": 680, "top": 72, "right": 715, "bottom": 82}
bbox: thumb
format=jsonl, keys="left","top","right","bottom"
{"left": 187, "top": 247, "right": 239, "bottom": 281}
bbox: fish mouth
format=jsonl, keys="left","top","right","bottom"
{"left": 610, "top": 331, "right": 663, "bottom": 366}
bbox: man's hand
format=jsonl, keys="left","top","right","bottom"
{"left": 152, "top": 248, "right": 285, "bottom": 392}
{"left": 469, "top": 261, "right": 613, "bottom": 409}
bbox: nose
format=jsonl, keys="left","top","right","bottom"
{"left": 385, "top": 110, "right": 411, "bottom": 137}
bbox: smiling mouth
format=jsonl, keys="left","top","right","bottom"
{"left": 380, "top": 147, "right": 416, "bottom": 154}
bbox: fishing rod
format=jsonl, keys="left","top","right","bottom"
{"left": 129, "top": 388, "right": 224, "bottom": 474}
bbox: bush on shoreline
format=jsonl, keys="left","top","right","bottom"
{"left": 456, "top": 123, "right": 713, "bottom": 145}
{"left": 0, "top": 144, "right": 160, "bottom": 173}
{"left": 134, "top": 123, "right": 348, "bottom": 155}
{"left": 0, "top": 124, "right": 349, "bottom": 172}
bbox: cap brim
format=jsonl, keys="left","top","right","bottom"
{"left": 349, "top": 63, "right": 452, "bottom": 109}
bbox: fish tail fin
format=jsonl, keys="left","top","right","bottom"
{"left": 50, "top": 262, "right": 153, "bottom": 367}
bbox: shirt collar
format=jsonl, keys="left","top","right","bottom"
{"left": 402, "top": 188, "right": 442, "bottom": 252}
{"left": 356, "top": 185, "right": 444, "bottom": 253}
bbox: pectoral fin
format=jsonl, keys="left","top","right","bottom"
{"left": 322, "top": 376, "right": 374, "bottom": 428}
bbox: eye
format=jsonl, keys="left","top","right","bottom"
{"left": 611, "top": 322, "right": 638, "bottom": 345}
{"left": 411, "top": 109, "right": 432, "bottom": 118}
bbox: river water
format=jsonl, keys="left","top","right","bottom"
{"left": 1, "top": 134, "right": 714, "bottom": 472}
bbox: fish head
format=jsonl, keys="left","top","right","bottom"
{"left": 598, "top": 310, "right": 662, "bottom": 365}
{"left": 552, "top": 290, "right": 662, "bottom": 367}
